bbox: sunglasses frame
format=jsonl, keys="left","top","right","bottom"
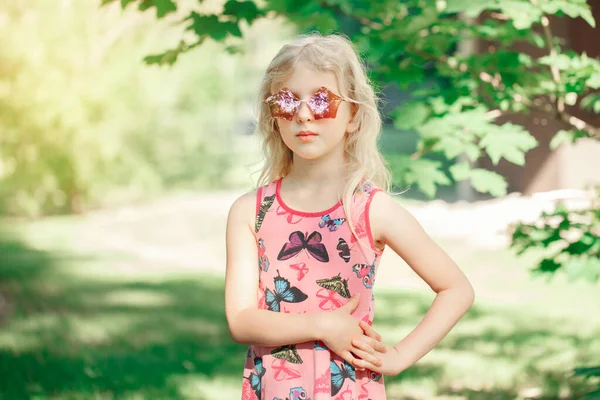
{"left": 265, "top": 86, "right": 354, "bottom": 121}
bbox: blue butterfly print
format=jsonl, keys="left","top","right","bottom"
{"left": 330, "top": 359, "right": 356, "bottom": 396}
{"left": 319, "top": 214, "right": 346, "bottom": 231}
{"left": 246, "top": 355, "right": 265, "bottom": 399}
{"left": 265, "top": 270, "right": 308, "bottom": 312}
{"left": 313, "top": 340, "right": 328, "bottom": 351}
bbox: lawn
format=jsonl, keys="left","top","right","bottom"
{"left": 0, "top": 193, "right": 598, "bottom": 399}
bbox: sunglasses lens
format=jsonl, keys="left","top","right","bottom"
{"left": 267, "top": 89, "right": 299, "bottom": 120}
{"left": 307, "top": 87, "right": 343, "bottom": 120}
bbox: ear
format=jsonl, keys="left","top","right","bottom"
{"left": 346, "top": 105, "right": 359, "bottom": 133}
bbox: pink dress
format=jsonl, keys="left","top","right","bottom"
{"left": 242, "top": 177, "right": 386, "bottom": 400}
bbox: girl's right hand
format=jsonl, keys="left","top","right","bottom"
{"left": 316, "top": 294, "right": 387, "bottom": 371}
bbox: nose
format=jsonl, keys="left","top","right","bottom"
{"left": 296, "top": 100, "right": 313, "bottom": 123}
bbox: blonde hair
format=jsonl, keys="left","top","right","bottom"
{"left": 254, "top": 32, "right": 392, "bottom": 250}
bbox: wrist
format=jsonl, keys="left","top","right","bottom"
{"left": 311, "top": 312, "right": 327, "bottom": 341}
{"left": 390, "top": 345, "right": 409, "bottom": 375}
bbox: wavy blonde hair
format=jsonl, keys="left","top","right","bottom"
{"left": 254, "top": 32, "right": 391, "bottom": 248}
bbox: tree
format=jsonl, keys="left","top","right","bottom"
{"left": 103, "top": 1, "right": 600, "bottom": 395}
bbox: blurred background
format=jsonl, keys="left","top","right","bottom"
{"left": 1, "top": 0, "right": 599, "bottom": 399}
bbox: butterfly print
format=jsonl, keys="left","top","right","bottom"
{"left": 288, "top": 387, "right": 309, "bottom": 400}
{"left": 314, "top": 340, "right": 328, "bottom": 351}
{"left": 275, "top": 205, "right": 303, "bottom": 224}
{"left": 368, "top": 370, "right": 382, "bottom": 382}
{"left": 241, "top": 378, "right": 258, "bottom": 400}
{"left": 271, "top": 359, "right": 301, "bottom": 381}
{"left": 257, "top": 238, "right": 270, "bottom": 272}
{"left": 352, "top": 262, "right": 375, "bottom": 289}
{"left": 319, "top": 214, "right": 346, "bottom": 231}
{"left": 315, "top": 371, "right": 331, "bottom": 394}
{"left": 265, "top": 271, "right": 308, "bottom": 312}
{"left": 316, "top": 288, "right": 344, "bottom": 311}
{"left": 358, "top": 382, "right": 370, "bottom": 399}
{"left": 271, "top": 344, "right": 303, "bottom": 364}
{"left": 277, "top": 231, "right": 329, "bottom": 263}
{"left": 331, "top": 359, "right": 356, "bottom": 396}
{"left": 255, "top": 194, "right": 275, "bottom": 233}
{"left": 290, "top": 262, "right": 308, "bottom": 281}
{"left": 337, "top": 238, "right": 350, "bottom": 263}
{"left": 316, "top": 273, "right": 351, "bottom": 298}
{"left": 244, "top": 355, "right": 265, "bottom": 400}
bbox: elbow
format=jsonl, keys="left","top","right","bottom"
{"left": 462, "top": 281, "right": 475, "bottom": 309}
{"left": 226, "top": 311, "right": 250, "bottom": 344}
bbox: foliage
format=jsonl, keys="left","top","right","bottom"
{"left": 0, "top": 1, "right": 251, "bottom": 216}
{"left": 511, "top": 185, "right": 600, "bottom": 283}
{"left": 103, "top": 1, "right": 600, "bottom": 395}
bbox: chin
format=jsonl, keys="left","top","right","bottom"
{"left": 292, "top": 149, "right": 325, "bottom": 160}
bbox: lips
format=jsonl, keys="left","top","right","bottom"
{"left": 296, "top": 130, "right": 318, "bottom": 137}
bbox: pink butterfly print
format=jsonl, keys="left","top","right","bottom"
{"left": 316, "top": 288, "right": 344, "bottom": 311}
{"left": 277, "top": 231, "right": 329, "bottom": 263}
{"left": 350, "top": 211, "right": 368, "bottom": 244}
{"left": 315, "top": 371, "right": 330, "bottom": 394}
{"left": 276, "top": 205, "right": 303, "bottom": 224}
{"left": 271, "top": 359, "right": 301, "bottom": 381}
{"left": 258, "top": 291, "right": 266, "bottom": 310}
{"left": 361, "top": 314, "right": 372, "bottom": 326}
{"left": 358, "top": 382, "right": 370, "bottom": 399}
{"left": 290, "top": 262, "right": 308, "bottom": 280}
{"left": 241, "top": 377, "right": 259, "bottom": 400}
{"left": 335, "top": 385, "right": 353, "bottom": 400}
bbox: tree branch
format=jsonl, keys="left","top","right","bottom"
{"left": 530, "top": 0, "right": 564, "bottom": 114}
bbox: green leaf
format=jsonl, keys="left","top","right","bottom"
{"left": 186, "top": 13, "right": 242, "bottom": 41}
{"left": 408, "top": 158, "right": 452, "bottom": 198}
{"left": 479, "top": 123, "right": 538, "bottom": 165}
{"left": 500, "top": 1, "right": 542, "bottom": 29}
{"left": 540, "top": 0, "right": 596, "bottom": 28}
{"left": 550, "top": 130, "right": 573, "bottom": 150}
{"left": 469, "top": 168, "right": 508, "bottom": 196}
{"left": 387, "top": 155, "right": 451, "bottom": 198}
{"left": 393, "top": 102, "right": 430, "bottom": 130}
{"left": 143, "top": 40, "right": 193, "bottom": 66}
{"left": 138, "top": 0, "right": 177, "bottom": 18}
{"left": 449, "top": 162, "right": 471, "bottom": 181}
{"left": 223, "top": 0, "right": 262, "bottom": 24}
{"left": 587, "top": 72, "right": 600, "bottom": 89}
{"left": 581, "top": 93, "right": 600, "bottom": 113}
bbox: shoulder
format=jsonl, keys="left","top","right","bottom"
{"left": 227, "top": 190, "right": 259, "bottom": 228}
{"left": 369, "top": 191, "right": 422, "bottom": 243}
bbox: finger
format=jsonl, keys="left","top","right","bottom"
{"left": 351, "top": 348, "right": 382, "bottom": 367}
{"left": 342, "top": 351, "right": 366, "bottom": 372}
{"left": 359, "top": 320, "right": 382, "bottom": 342}
{"left": 356, "top": 335, "right": 387, "bottom": 354}
{"left": 352, "top": 338, "right": 375, "bottom": 355}
{"left": 350, "top": 354, "right": 380, "bottom": 371}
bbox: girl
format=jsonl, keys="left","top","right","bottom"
{"left": 225, "top": 33, "right": 475, "bottom": 400}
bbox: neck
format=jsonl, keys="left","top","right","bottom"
{"left": 286, "top": 145, "right": 346, "bottom": 187}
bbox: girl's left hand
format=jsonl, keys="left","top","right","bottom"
{"left": 350, "top": 320, "right": 406, "bottom": 376}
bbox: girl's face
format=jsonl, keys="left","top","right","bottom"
{"left": 271, "top": 61, "right": 358, "bottom": 161}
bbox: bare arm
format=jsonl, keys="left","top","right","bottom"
{"left": 353, "top": 191, "right": 475, "bottom": 375}
{"left": 225, "top": 192, "right": 322, "bottom": 347}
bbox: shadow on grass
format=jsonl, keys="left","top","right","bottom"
{"left": 0, "top": 230, "right": 597, "bottom": 399}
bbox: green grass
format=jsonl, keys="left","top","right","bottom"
{"left": 0, "top": 210, "right": 599, "bottom": 399}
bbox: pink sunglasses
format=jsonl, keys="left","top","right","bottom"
{"left": 265, "top": 86, "right": 353, "bottom": 121}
